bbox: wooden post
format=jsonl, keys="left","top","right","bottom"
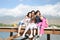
{"left": 10, "top": 32, "right": 13, "bottom": 37}
{"left": 10, "top": 32, "right": 13, "bottom": 40}
{"left": 47, "top": 34, "right": 50, "bottom": 40}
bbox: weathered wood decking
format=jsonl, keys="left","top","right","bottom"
{"left": 0, "top": 27, "right": 60, "bottom": 40}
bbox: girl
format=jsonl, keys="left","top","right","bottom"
{"left": 22, "top": 10, "right": 37, "bottom": 38}
{"left": 22, "top": 17, "right": 37, "bottom": 38}
{"left": 35, "top": 10, "right": 48, "bottom": 37}
{"left": 31, "top": 10, "right": 37, "bottom": 36}
{"left": 37, "top": 16, "right": 48, "bottom": 36}
{"left": 35, "top": 10, "right": 42, "bottom": 36}
{"left": 18, "top": 12, "right": 32, "bottom": 36}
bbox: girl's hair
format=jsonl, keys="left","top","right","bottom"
{"left": 31, "top": 10, "right": 35, "bottom": 14}
{"left": 35, "top": 10, "right": 41, "bottom": 15}
{"left": 27, "top": 12, "right": 32, "bottom": 17}
{"left": 31, "top": 17, "right": 36, "bottom": 23}
{"left": 31, "top": 10, "right": 35, "bottom": 13}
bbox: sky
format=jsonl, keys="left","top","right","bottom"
{"left": 0, "top": 0, "right": 60, "bottom": 17}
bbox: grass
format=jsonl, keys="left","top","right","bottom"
{"left": 0, "top": 23, "right": 60, "bottom": 27}
{"left": 0, "top": 23, "right": 14, "bottom": 27}
{"left": 49, "top": 24, "right": 60, "bottom": 27}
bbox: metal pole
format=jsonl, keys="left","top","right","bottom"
{"left": 10, "top": 32, "right": 13, "bottom": 37}
{"left": 47, "top": 34, "right": 50, "bottom": 40}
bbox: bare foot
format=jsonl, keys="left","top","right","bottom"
{"left": 18, "top": 34, "right": 20, "bottom": 36}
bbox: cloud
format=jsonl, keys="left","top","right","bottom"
{"left": 0, "top": 2, "right": 60, "bottom": 17}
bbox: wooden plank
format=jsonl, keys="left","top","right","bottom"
{"left": 0, "top": 38, "right": 2, "bottom": 40}
{"left": 7, "top": 29, "right": 33, "bottom": 40}
{"left": 0, "top": 27, "right": 60, "bottom": 34}
{"left": 6, "top": 34, "right": 19, "bottom": 40}
{"left": 0, "top": 27, "right": 60, "bottom": 35}
{"left": 0, "top": 29, "right": 11, "bottom": 32}
{"left": 0, "top": 27, "right": 60, "bottom": 40}
{"left": 44, "top": 31, "right": 53, "bottom": 34}
{"left": 53, "top": 31, "right": 60, "bottom": 34}
{"left": 0, "top": 28, "right": 17, "bottom": 32}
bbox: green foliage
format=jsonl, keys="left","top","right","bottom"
{"left": 49, "top": 24, "right": 60, "bottom": 27}
{"left": 0, "top": 23, "right": 3, "bottom": 26}
{"left": 0, "top": 23, "right": 60, "bottom": 27}
{"left": 0, "top": 23, "right": 14, "bottom": 27}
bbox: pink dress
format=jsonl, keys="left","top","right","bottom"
{"left": 37, "top": 18, "right": 48, "bottom": 35}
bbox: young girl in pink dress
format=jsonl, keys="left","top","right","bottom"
{"left": 37, "top": 16, "right": 48, "bottom": 36}
{"left": 35, "top": 10, "right": 48, "bottom": 37}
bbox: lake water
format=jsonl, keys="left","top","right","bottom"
{"left": 0, "top": 32, "right": 60, "bottom": 40}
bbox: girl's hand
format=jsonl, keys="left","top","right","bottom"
{"left": 40, "top": 16, "right": 43, "bottom": 20}
{"left": 46, "top": 19, "right": 48, "bottom": 25}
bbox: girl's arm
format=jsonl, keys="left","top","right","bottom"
{"left": 40, "top": 16, "right": 48, "bottom": 25}
{"left": 22, "top": 16, "right": 28, "bottom": 22}
{"left": 23, "top": 16, "right": 27, "bottom": 19}
{"left": 46, "top": 19, "right": 48, "bottom": 25}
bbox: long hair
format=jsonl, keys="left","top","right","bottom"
{"left": 31, "top": 17, "right": 36, "bottom": 23}
{"left": 31, "top": 10, "right": 35, "bottom": 15}
{"left": 31, "top": 10, "right": 35, "bottom": 13}
{"left": 27, "top": 12, "right": 32, "bottom": 17}
{"left": 35, "top": 10, "right": 41, "bottom": 15}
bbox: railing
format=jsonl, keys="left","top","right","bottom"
{"left": 0, "top": 27, "right": 60, "bottom": 40}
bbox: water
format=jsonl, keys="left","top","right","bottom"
{"left": 0, "top": 32, "right": 60, "bottom": 40}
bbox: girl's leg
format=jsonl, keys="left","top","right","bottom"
{"left": 37, "top": 23, "right": 42, "bottom": 36}
{"left": 29, "top": 23, "right": 37, "bottom": 38}
{"left": 29, "top": 29, "right": 33, "bottom": 38}
{"left": 33, "top": 24, "right": 37, "bottom": 36}
{"left": 40, "top": 26, "right": 44, "bottom": 37}
{"left": 18, "top": 25, "right": 21, "bottom": 36}
{"left": 22, "top": 25, "right": 30, "bottom": 37}
{"left": 34, "top": 29, "right": 36, "bottom": 36}
{"left": 38, "top": 27, "right": 40, "bottom": 35}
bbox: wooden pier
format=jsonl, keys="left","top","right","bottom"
{"left": 0, "top": 27, "right": 60, "bottom": 40}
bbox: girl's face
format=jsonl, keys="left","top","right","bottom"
{"left": 36, "top": 12, "right": 40, "bottom": 16}
{"left": 29, "top": 13, "right": 32, "bottom": 18}
{"left": 31, "top": 12, "right": 35, "bottom": 16}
